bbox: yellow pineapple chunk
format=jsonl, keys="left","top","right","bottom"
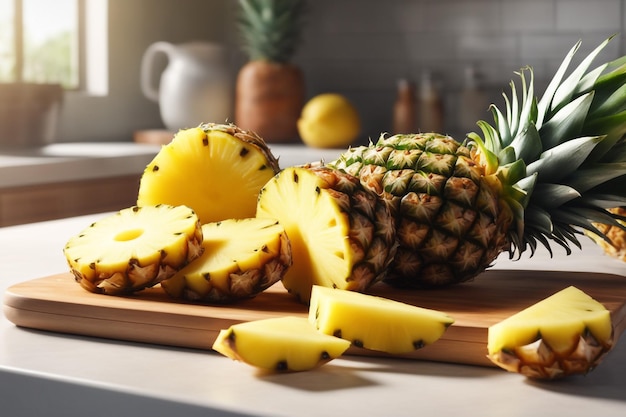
{"left": 212, "top": 316, "right": 351, "bottom": 372}
{"left": 161, "top": 218, "right": 292, "bottom": 302}
{"left": 488, "top": 286, "right": 614, "bottom": 379}
{"left": 64, "top": 205, "right": 203, "bottom": 295}
{"left": 308, "top": 285, "right": 454, "bottom": 354}
{"left": 137, "top": 123, "right": 280, "bottom": 224}
{"left": 256, "top": 165, "right": 396, "bottom": 303}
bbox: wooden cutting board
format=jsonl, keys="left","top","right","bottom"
{"left": 4, "top": 270, "right": 626, "bottom": 367}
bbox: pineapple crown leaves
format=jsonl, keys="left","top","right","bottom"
{"left": 469, "top": 35, "right": 626, "bottom": 259}
{"left": 237, "top": 0, "right": 306, "bottom": 63}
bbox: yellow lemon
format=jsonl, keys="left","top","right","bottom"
{"left": 297, "top": 93, "right": 361, "bottom": 148}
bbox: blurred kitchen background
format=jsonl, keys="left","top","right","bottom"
{"left": 3, "top": 0, "right": 625, "bottom": 145}
{"left": 0, "top": 0, "right": 624, "bottom": 226}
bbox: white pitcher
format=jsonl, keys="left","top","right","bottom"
{"left": 141, "top": 41, "right": 232, "bottom": 131}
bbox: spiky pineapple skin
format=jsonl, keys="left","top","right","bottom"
{"left": 489, "top": 332, "right": 613, "bottom": 379}
{"left": 331, "top": 133, "right": 512, "bottom": 288}
{"left": 257, "top": 165, "right": 397, "bottom": 303}
{"left": 64, "top": 205, "right": 203, "bottom": 295}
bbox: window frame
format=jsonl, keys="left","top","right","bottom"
{"left": 10, "top": 0, "right": 85, "bottom": 90}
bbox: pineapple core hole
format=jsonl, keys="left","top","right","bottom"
{"left": 114, "top": 229, "right": 144, "bottom": 242}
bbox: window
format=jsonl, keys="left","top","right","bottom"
{"left": 0, "top": 0, "right": 86, "bottom": 90}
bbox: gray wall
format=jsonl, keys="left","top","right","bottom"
{"left": 58, "top": 0, "right": 626, "bottom": 143}
{"left": 58, "top": 0, "right": 236, "bottom": 143}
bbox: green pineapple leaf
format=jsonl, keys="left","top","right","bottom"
{"left": 508, "top": 122, "right": 542, "bottom": 162}
{"left": 551, "top": 35, "right": 615, "bottom": 112}
{"left": 564, "top": 161, "right": 626, "bottom": 193}
{"left": 538, "top": 92, "right": 595, "bottom": 149}
{"left": 531, "top": 183, "right": 581, "bottom": 209}
{"left": 237, "top": 0, "right": 306, "bottom": 63}
{"left": 526, "top": 135, "right": 603, "bottom": 182}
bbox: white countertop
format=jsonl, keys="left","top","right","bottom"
{"left": 0, "top": 141, "right": 343, "bottom": 188}
{"left": 1, "top": 211, "right": 626, "bottom": 416}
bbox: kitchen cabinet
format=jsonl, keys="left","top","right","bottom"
{"left": 0, "top": 174, "right": 140, "bottom": 227}
{"left": 0, "top": 142, "right": 161, "bottom": 227}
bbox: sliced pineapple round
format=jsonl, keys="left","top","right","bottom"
{"left": 212, "top": 316, "right": 351, "bottom": 372}
{"left": 161, "top": 217, "right": 292, "bottom": 303}
{"left": 137, "top": 123, "right": 280, "bottom": 225}
{"left": 487, "top": 286, "right": 614, "bottom": 379}
{"left": 256, "top": 165, "right": 397, "bottom": 303}
{"left": 64, "top": 204, "right": 203, "bottom": 295}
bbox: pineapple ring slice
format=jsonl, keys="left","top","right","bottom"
{"left": 161, "top": 217, "right": 292, "bottom": 303}
{"left": 64, "top": 204, "right": 203, "bottom": 295}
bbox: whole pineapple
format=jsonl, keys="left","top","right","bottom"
{"left": 331, "top": 36, "right": 626, "bottom": 288}
{"left": 235, "top": 0, "right": 306, "bottom": 143}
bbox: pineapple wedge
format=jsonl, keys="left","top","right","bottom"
{"left": 309, "top": 285, "right": 454, "bottom": 354}
{"left": 137, "top": 123, "right": 280, "bottom": 225}
{"left": 256, "top": 165, "right": 397, "bottom": 303}
{"left": 212, "top": 316, "right": 351, "bottom": 372}
{"left": 161, "top": 218, "right": 292, "bottom": 302}
{"left": 64, "top": 205, "right": 203, "bottom": 295}
{"left": 588, "top": 207, "right": 626, "bottom": 261}
{"left": 488, "top": 286, "right": 614, "bottom": 379}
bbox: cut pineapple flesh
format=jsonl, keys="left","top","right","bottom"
{"left": 309, "top": 285, "right": 454, "bottom": 354}
{"left": 161, "top": 217, "right": 292, "bottom": 302}
{"left": 212, "top": 316, "right": 351, "bottom": 372}
{"left": 63, "top": 205, "right": 203, "bottom": 295}
{"left": 256, "top": 165, "right": 396, "bottom": 303}
{"left": 488, "top": 286, "right": 613, "bottom": 379}
{"left": 137, "top": 124, "right": 280, "bottom": 225}
{"left": 588, "top": 207, "right": 626, "bottom": 261}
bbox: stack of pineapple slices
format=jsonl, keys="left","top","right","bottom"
{"left": 64, "top": 123, "right": 286, "bottom": 299}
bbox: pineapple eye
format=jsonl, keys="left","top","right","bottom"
{"left": 114, "top": 228, "right": 144, "bottom": 242}
{"left": 275, "top": 360, "right": 288, "bottom": 371}
{"left": 413, "top": 340, "right": 425, "bottom": 349}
